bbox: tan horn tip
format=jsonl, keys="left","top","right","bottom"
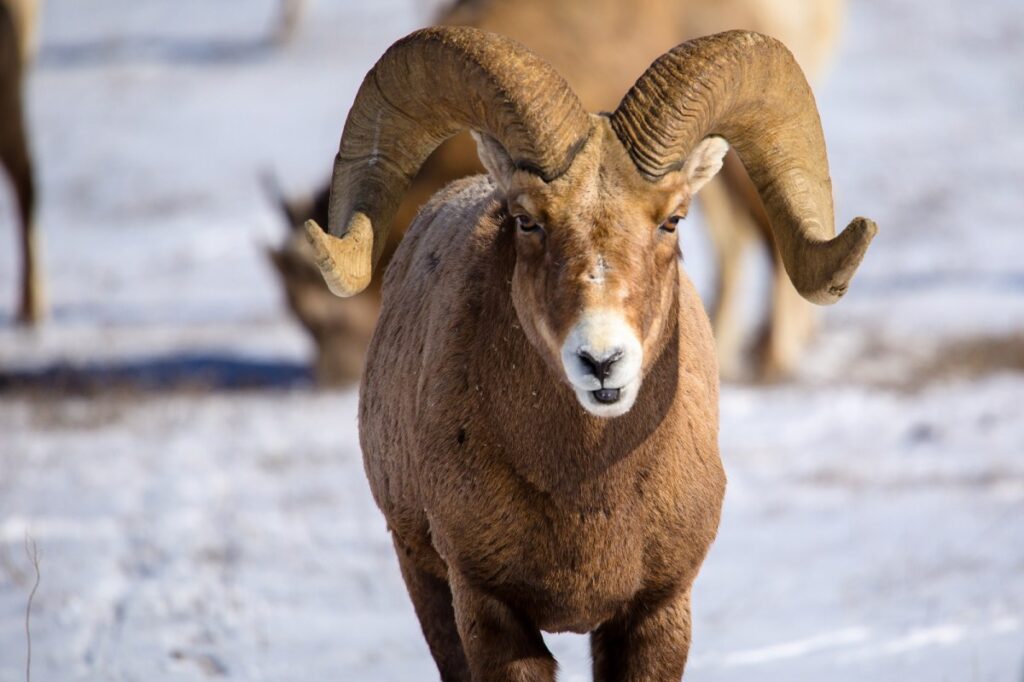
{"left": 303, "top": 215, "right": 374, "bottom": 298}
{"left": 801, "top": 216, "right": 878, "bottom": 306}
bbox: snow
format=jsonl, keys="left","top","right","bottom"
{"left": 1, "top": 0, "right": 1022, "bottom": 680}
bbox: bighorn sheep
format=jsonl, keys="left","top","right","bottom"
{"left": 270, "top": 0, "right": 845, "bottom": 385}
{"left": 306, "top": 27, "right": 875, "bottom": 679}
{"left": 1, "top": 0, "right": 42, "bottom": 324}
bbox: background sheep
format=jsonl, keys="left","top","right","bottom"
{"left": 0, "top": 0, "right": 42, "bottom": 325}
{"left": 269, "top": 0, "right": 846, "bottom": 385}
{"left": 306, "top": 26, "right": 875, "bottom": 679}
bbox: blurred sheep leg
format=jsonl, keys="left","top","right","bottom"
{"left": 1, "top": 0, "right": 43, "bottom": 325}
{"left": 273, "top": 0, "right": 305, "bottom": 45}
{"left": 756, "top": 252, "right": 818, "bottom": 380}
{"left": 700, "top": 170, "right": 754, "bottom": 380}
{"left": 710, "top": 150, "right": 818, "bottom": 380}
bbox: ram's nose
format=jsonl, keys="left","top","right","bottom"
{"left": 559, "top": 310, "right": 645, "bottom": 418}
{"left": 562, "top": 311, "right": 642, "bottom": 383}
{"left": 577, "top": 348, "right": 623, "bottom": 383}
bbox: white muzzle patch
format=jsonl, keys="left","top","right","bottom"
{"left": 560, "top": 310, "right": 644, "bottom": 418}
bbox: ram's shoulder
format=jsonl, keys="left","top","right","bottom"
{"left": 415, "top": 174, "right": 500, "bottom": 233}
{"left": 398, "top": 175, "right": 502, "bottom": 264}
{"left": 382, "top": 175, "right": 504, "bottom": 296}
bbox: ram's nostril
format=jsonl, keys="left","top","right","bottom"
{"left": 578, "top": 351, "right": 598, "bottom": 376}
{"left": 578, "top": 349, "right": 623, "bottom": 382}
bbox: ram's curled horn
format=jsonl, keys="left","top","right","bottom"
{"left": 610, "top": 30, "right": 876, "bottom": 305}
{"left": 306, "top": 26, "right": 592, "bottom": 297}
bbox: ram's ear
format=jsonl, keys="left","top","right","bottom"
{"left": 683, "top": 136, "right": 730, "bottom": 195}
{"left": 472, "top": 131, "right": 516, "bottom": 192}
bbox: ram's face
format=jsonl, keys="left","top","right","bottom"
{"left": 479, "top": 118, "right": 728, "bottom": 418}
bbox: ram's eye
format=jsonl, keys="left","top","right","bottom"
{"left": 659, "top": 215, "right": 683, "bottom": 233}
{"left": 515, "top": 214, "right": 543, "bottom": 234}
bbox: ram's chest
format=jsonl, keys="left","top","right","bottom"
{"left": 427, "top": 452, "right": 688, "bottom": 633}
{"left": 454, "top": 497, "right": 649, "bottom": 631}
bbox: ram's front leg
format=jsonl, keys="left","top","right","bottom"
{"left": 449, "top": 572, "right": 556, "bottom": 682}
{"left": 591, "top": 588, "right": 693, "bottom": 681}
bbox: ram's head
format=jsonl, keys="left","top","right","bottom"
{"left": 306, "top": 27, "right": 876, "bottom": 417}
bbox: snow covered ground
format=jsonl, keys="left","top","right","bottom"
{"left": 1, "top": 0, "right": 1022, "bottom": 680}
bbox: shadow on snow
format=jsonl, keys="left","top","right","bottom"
{"left": 0, "top": 352, "right": 313, "bottom": 394}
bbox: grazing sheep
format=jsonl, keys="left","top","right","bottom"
{"left": 270, "top": 0, "right": 846, "bottom": 385}
{"left": 1, "top": 0, "right": 42, "bottom": 324}
{"left": 306, "top": 26, "right": 875, "bottom": 680}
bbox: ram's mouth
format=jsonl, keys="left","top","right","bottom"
{"left": 573, "top": 378, "right": 640, "bottom": 418}
{"left": 591, "top": 387, "right": 621, "bottom": 404}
